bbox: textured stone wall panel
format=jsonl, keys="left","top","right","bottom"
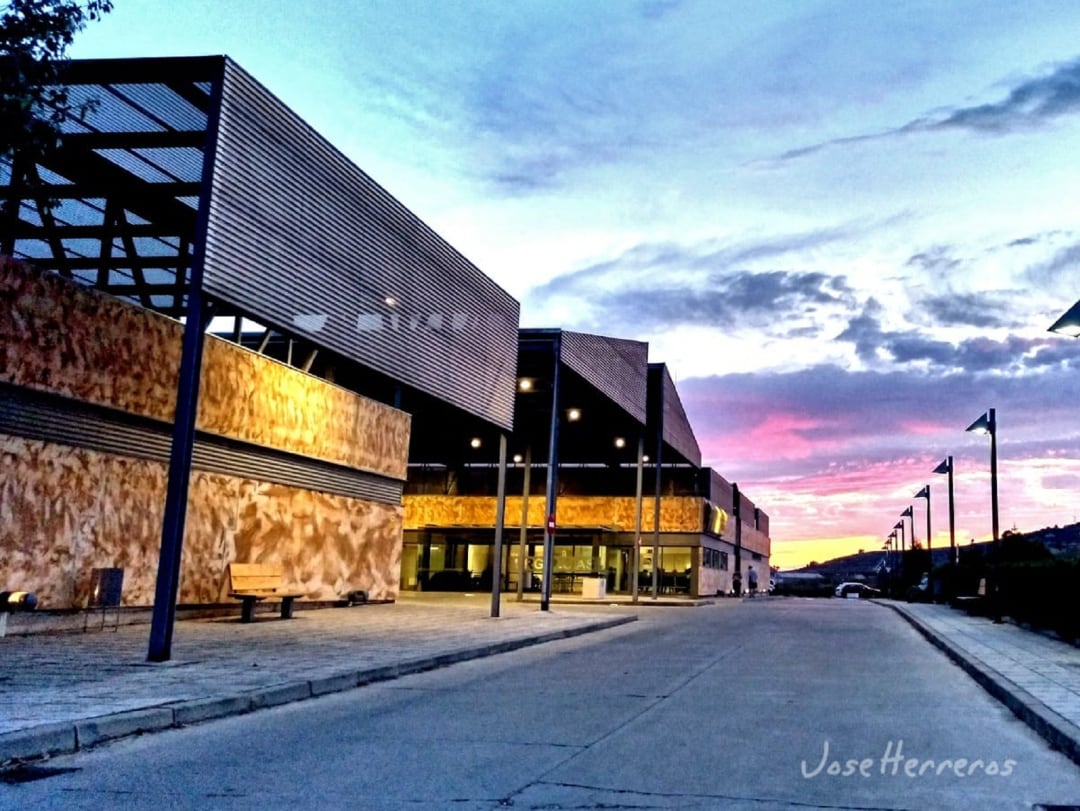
{"left": 403, "top": 495, "right": 705, "bottom": 532}
{"left": 0, "top": 260, "right": 179, "bottom": 421}
{"left": 233, "top": 482, "right": 403, "bottom": 602}
{"left": 0, "top": 259, "right": 409, "bottom": 478}
{"left": 180, "top": 472, "right": 241, "bottom": 604}
{"left": 0, "top": 433, "right": 403, "bottom": 608}
{"left": 199, "top": 339, "right": 410, "bottom": 479}
{"left": 83, "top": 455, "right": 168, "bottom": 607}
{"left": 0, "top": 436, "right": 99, "bottom": 607}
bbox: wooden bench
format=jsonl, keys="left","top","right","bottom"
{"left": 227, "top": 563, "right": 304, "bottom": 623}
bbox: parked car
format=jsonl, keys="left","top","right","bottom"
{"left": 834, "top": 582, "right": 881, "bottom": 599}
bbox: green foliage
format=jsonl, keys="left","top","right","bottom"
{"left": 1, "top": 0, "right": 113, "bottom": 162}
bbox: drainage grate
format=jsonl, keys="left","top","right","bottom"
{"left": 0, "top": 764, "right": 80, "bottom": 784}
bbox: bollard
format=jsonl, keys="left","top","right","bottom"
{"left": 0, "top": 590, "right": 38, "bottom": 638}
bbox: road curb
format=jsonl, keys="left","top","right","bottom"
{"left": 0, "top": 614, "right": 636, "bottom": 767}
{"left": 882, "top": 601, "right": 1080, "bottom": 768}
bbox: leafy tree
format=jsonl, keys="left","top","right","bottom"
{"left": 1, "top": 0, "right": 113, "bottom": 163}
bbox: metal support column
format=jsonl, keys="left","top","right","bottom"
{"left": 517, "top": 445, "right": 531, "bottom": 601}
{"left": 147, "top": 64, "right": 225, "bottom": 663}
{"left": 490, "top": 433, "right": 508, "bottom": 618}
{"left": 733, "top": 482, "right": 742, "bottom": 596}
{"left": 147, "top": 293, "right": 214, "bottom": 662}
{"left": 651, "top": 393, "right": 664, "bottom": 600}
{"left": 632, "top": 433, "right": 644, "bottom": 603}
{"left": 540, "top": 336, "right": 561, "bottom": 612}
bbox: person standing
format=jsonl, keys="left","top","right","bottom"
{"left": 747, "top": 565, "right": 759, "bottom": 598}
{"left": 732, "top": 568, "right": 742, "bottom": 597}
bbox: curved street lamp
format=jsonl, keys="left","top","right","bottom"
{"left": 965, "top": 409, "right": 999, "bottom": 544}
{"left": 915, "top": 485, "right": 932, "bottom": 598}
{"left": 966, "top": 408, "right": 1001, "bottom": 622}
{"left": 933, "top": 456, "right": 956, "bottom": 564}
{"left": 901, "top": 505, "right": 916, "bottom": 550}
{"left": 894, "top": 516, "right": 902, "bottom": 591}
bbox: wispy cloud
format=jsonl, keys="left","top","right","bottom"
{"left": 920, "top": 291, "right": 1018, "bottom": 329}
{"left": 772, "top": 56, "right": 1080, "bottom": 163}
{"left": 836, "top": 300, "right": 1065, "bottom": 372}
{"left": 527, "top": 227, "right": 872, "bottom": 332}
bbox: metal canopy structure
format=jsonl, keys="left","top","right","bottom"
{"left": 2, "top": 56, "right": 521, "bottom": 659}
{"left": 1, "top": 57, "right": 215, "bottom": 318}
{"left": 1, "top": 56, "right": 519, "bottom": 432}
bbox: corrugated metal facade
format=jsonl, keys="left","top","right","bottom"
{"left": 658, "top": 365, "right": 701, "bottom": 466}
{"left": 201, "top": 58, "right": 519, "bottom": 430}
{"left": 647, "top": 364, "right": 701, "bottom": 466}
{"left": 559, "top": 331, "right": 648, "bottom": 423}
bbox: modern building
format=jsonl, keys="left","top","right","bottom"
{"left": 0, "top": 56, "right": 771, "bottom": 634}
{"left": 0, "top": 57, "right": 519, "bottom": 644}
{"left": 400, "top": 329, "right": 771, "bottom": 598}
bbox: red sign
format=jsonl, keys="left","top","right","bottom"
{"left": 546, "top": 514, "right": 556, "bottom": 533}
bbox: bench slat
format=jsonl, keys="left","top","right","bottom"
{"left": 230, "top": 574, "right": 283, "bottom": 592}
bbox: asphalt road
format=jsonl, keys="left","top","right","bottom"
{"left": 6, "top": 599, "right": 1080, "bottom": 810}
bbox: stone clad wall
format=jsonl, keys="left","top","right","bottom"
{"left": 0, "top": 259, "right": 408, "bottom": 608}
{"left": 403, "top": 494, "right": 705, "bottom": 532}
{"left": 0, "top": 259, "right": 410, "bottom": 478}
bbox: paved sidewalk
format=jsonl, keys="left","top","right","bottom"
{"left": 0, "top": 596, "right": 636, "bottom": 765}
{"left": 883, "top": 599, "right": 1080, "bottom": 766}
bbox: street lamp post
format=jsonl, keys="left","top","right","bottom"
{"left": 902, "top": 505, "right": 915, "bottom": 550}
{"left": 914, "top": 484, "right": 931, "bottom": 599}
{"left": 933, "top": 456, "right": 956, "bottom": 565}
{"left": 965, "top": 409, "right": 999, "bottom": 545}
{"left": 893, "top": 520, "right": 905, "bottom": 595}
{"left": 966, "top": 408, "right": 1001, "bottom": 621}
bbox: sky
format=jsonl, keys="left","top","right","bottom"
{"left": 67, "top": 0, "right": 1080, "bottom": 569}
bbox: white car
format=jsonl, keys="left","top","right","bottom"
{"left": 834, "top": 582, "right": 880, "bottom": 599}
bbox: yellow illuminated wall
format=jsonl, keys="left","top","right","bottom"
{"left": 404, "top": 495, "right": 705, "bottom": 533}
{"left": 0, "top": 259, "right": 408, "bottom": 608}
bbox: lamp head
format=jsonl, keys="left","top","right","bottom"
{"left": 914, "top": 485, "right": 929, "bottom": 500}
{"left": 966, "top": 411, "right": 994, "bottom": 435}
{"left": 901, "top": 506, "right": 913, "bottom": 518}
{"left": 1049, "top": 299, "right": 1080, "bottom": 338}
{"left": 932, "top": 458, "right": 951, "bottom": 475}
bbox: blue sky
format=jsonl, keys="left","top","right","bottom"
{"left": 70, "top": 0, "right": 1080, "bottom": 567}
